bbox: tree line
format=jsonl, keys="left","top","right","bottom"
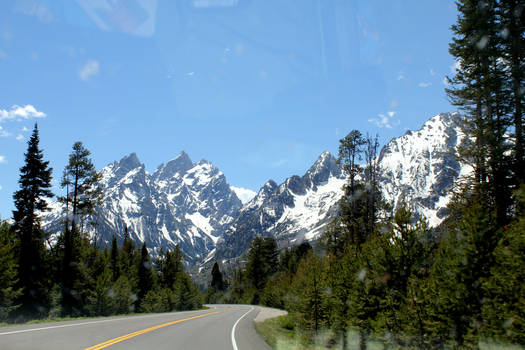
{"left": 208, "top": 1, "right": 524, "bottom": 347}
{"left": 0, "top": 126, "right": 202, "bottom": 322}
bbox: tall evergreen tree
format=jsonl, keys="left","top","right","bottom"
{"left": 481, "top": 185, "right": 525, "bottom": 345}
{"left": 447, "top": 0, "right": 513, "bottom": 225}
{"left": 292, "top": 252, "right": 328, "bottom": 336}
{"left": 59, "top": 141, "right": 102, "bottom": 316}
{"left": 109, "top": 235, "right": 119, "bottom": 282}
{"left": 245, "top": 236, "right": 279, "bottom": 303}
{"left": 0, "top": 221, "right": 22, "bottom": 321}
{"left": 59, "top": 141, "right": 103, "bottom": 232}
{"left": 325, "top": 130, "right": 367, "bottom": 256}
{"left": 137, "top": 243, "right": 154, "bottom": 307}
{"left": 157, "top": 245, "right": 183, "bottom": 289}
{"left": 210, "top": 262, "right": 225, "bottom": 292}
{"left": 12, "top": 123, "right": 53, "bottom": 318}
{"left": 337, "top": 130, "right": 365, "bottom": 192}
{"left": 500, "top": 0, "right": 525, "bottom": 184}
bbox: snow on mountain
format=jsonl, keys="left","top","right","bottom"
{"left": 214, "top": 151, "right": 345, "bottom": 260}
{"left": 230, "top": 187, "right": 257, "bottom": 204}
{"left": 43, "top": 151, "right": 242, "bottom": 264}
{"left": 211, "top": 112, "right": 469, "bottom": 261}
{"left": 43, "top": 112, "right": 470, "bottom": 266}
{"left": 378, "top": 112, "right": 469, "bottom": 226}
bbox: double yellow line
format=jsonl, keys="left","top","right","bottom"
{"left": 85, "top": 309, "right": 228, "bottom": 350}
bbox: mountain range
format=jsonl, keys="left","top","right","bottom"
{"left": 43, "top": 112, "right": 467, "bottom": 266}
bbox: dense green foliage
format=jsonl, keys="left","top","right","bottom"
{"left": 11, "top": 124, "right": 54, "bottom": 319}
{"left": 219, "top": 5, "right": 524, "bottom": 344}
{"left": 0, "top": 135, "right": 202, "bottom": 323}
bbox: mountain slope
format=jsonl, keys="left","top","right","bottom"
{"left": 210, "top": 112, "right": 468, "bottom": 261}
{"left": 43, "top": 112, "right": 469, "bottom": 267}
{"left": 378, "top": 112, "right": 469, "bottom": 226}
{"left": 214, "top": 152, "right": 345, "bottom": 260}
{"left": 43, "top": 152, "right": 242, "bottom": 264}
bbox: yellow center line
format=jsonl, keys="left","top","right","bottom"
{"left": 84, "top": 308, "right": 232, "bottom": 350}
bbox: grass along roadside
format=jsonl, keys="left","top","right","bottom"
{"left": 255, "top": 314, "right": 332, "bottom": 350}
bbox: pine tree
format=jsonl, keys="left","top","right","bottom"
{"left": 292, "top": 252, "right": 328, "bottom": 336}
{"left": 378, "top": 207, "right": 434, "bottom": 348}
{"left": 12, "top": 123, "right": 53, "bottom": 318}
{"left": 447, "top": 0, "right": 513, "bottom": 226}
{"left": 210, "top": 262, "right": 225, "bottom": 291}
{"left": 245, "top": 237, "right": 267, "bottom": 303}
{"left": 157, "top": 245, "right": 183, "bottom": 289}
{"left": 59, "top": 141, "right": 102, "bottom": 316}
{"left": 338, "top": 130, "right": 365, "bottom": 192}
{"left": 137, "top": 243, "right": 155, "bottom": 308}
{"left": 59, "top": 141, "right": 103, "bottom": 233}
{"left": 325, "top": 130, "right": 376, "bottom": 257}
{"left": 0, "top": 221, "right": 22, "bottom": 321}
{"left": 429, "top": 200, "right": 498, "bottom": 348}
{"left": 500, "top": 0, "right": 525, "bottom": 184}
{"left": 120, "top": 225, "right": 136, "bottom": 279}
{"left": 481, "top": 185, "right": 525, "bottom": 345}
{"left": 245, "top": 237, "right": 279, "bottom": 303}
{"left": 110, "top": 235, "right": 119, "bottom": 281}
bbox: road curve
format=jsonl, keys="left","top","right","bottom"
{"left": 0, "top": 305, "right": 272, "bottom": 350}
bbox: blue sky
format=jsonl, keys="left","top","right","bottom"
{"left": 0, "top": 0, "right": 459, "bottom": 218}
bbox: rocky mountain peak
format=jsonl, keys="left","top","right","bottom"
{"left": 154, "top": 151, "right": 194, "bottom": 181}
{"left": 101, "top": 153, "right": 144, "bottom": 187}
{"left": 43, "top": 150, "right": 242, "bottom": 264}
{"left": 260, "top": 179, "right": 278, "bottom": 195}
{"left": 378, "top": 112, "right": 467, "bottom": 226}
{"left": 118, "top": 152, "right": 142, "bottom": 170}
{"left": 304, "top": 151, "right": 341, "bottom": 190}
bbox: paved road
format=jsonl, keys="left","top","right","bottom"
{"left": 0, "top": 305, "right": 272, "bottom": 350}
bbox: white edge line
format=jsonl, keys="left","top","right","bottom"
{"left": 231, "top": 306, "right": 255, "bottom": 350}
{"left": 0, "top": 309, "right": 210, "bottom": 336}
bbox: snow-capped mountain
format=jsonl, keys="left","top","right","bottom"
{"left": 378, "top": 112, "right": 469, "bottom": 226}
{"left": 214, "top": 152, "right": 346, "bottom": 260}
{"left": 43, "top": 112, "right": 468, "bottom": 267}
{"left": 210, "top": 112, "right": 468, "bottom": 261}
{"left": 43, "top": 151, "right": 242, "bottom": 264}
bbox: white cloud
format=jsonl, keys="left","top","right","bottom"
{"left": 0, "top": 126, "right": 10, "bottom": 137}
{"left": 22, "top": 126, "right": 28, "bottom": 132}
{"left": 78, "top": 60, "right": 100, "bottom": 81}
{"left": 0, "top": 185, "right": 2, "bottom": 191}
{"left": 419, "top": 82, "right": 432, "bottom": 88}
{"left": 430, "top": 68, "right": 436, "bottom": 76}
{"left": 397, "top": 73, "right": 405, "bottom": 80}
{"left": 368, "top": 111, "right": 399, "bottom": 129}
{"left": 0, "top": 105, "right": 46, "bottom": 122}
{"left": 231, "top": 186, "right": 257, "bottom": 204}
{"left": 0, "top": 155, "right": 6, "bottom": 164}
{"left": 16, "top": 134, "right": 24, "bottom": 141}
{"left": 442, "top": 77, "right": 450, "bottom": 86}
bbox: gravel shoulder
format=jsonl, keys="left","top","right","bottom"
{"left": 254, "top": 306, "right": 288, "bottom": 322}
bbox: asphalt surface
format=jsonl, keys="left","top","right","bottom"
{"left": 0, "top": 305, "right": 272, "bottom": 350}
